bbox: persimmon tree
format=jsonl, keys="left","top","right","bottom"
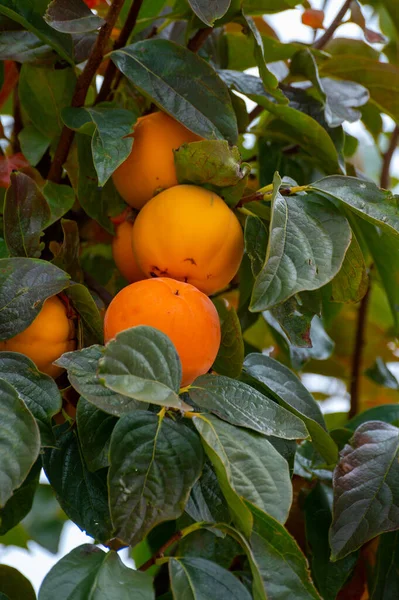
{"left": 0, "top": 0, "right": 399, "bottom": 598}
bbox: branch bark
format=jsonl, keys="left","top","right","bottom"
{"left": 349, "top": 284, "right": 371, "bottom": 419}
{"left": 187, "top": 27, "right": 213, "bottom": 52}
{"left": 313, "top": 0, "right": 352, "bottom": 49}
{"left": 380, "top": 125, "right": 399, "bottom": 189}
{"left": 139, "top": 531, "right": 183, "bottom": 571}
{"left": 96, "top": 0, "right": 144, "bottom": 104}
{"left": 47, "top": 0, "right": 125, "bottom": 182}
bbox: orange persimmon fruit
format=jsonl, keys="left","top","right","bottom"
{"left": 112, "top": 219, "right": 144, "bottom": 283}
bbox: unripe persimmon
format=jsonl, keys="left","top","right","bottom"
{"left": 132, "top": 185, "right": 244, "bottom": 295}
{"left": 0, "top": 296, "right": 76, "bottom": 378}
{"left": 112, "top": 220, "right": 144, "bottom": 283}
{"left": 104, "top": 278, "right": 221, "bottom": 387}
{"left": 112, "top": 112, "right": 201, "bottom": 210}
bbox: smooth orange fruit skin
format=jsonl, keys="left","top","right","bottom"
{"left": 112, "top": 220, "right": 144, "bottom": 283}
{"left": 132, "top": 185, "right": 244, "bottom": 295}
{"left": 104, "top": 278, "right": 221, "bottom": 387}
{"left": 112, "top": 112, "right": 201, "bottom": 210}
{"left": 0, "top": 296, "right": 76, "bottom": 378}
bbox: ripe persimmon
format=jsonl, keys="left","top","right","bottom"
{"left": 112, "top": 220, "right": 144, "bottom": 283}
{"left": 132, "top": 184, "right": 244, "bottom": 295}
{"left": 112, "top": 112, "right": 201, "bottom": 210}
{"left": 104, "top": 277, "right": 221, "bottom": 386}
{"left": 0, "top": 296, "right": 76, "bottom": 378}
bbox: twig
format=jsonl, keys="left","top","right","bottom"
{"left": 349, "top": 284, "right": 371, "bottom": 418}
{"left": 187, "top": 27, "right": 213, "bottom": 52}
{"left": 96, "top": 0, "right": 144, "bottom": 104}
{"left": 48, "top": 0, "right": 125, "bottom": 183}
{"left": 313, "top": 0, "right": 352, "bottom": 49}
{"left": 84, "top": 271, "right": 113, "bottom": 307}
{"left": 380, "top": 125, "right": 399, "bottom": 189}
{"left": 139, "top": 531, "right": 183, "bottom": 571}
{"left": 12, "top": 85, "right": 22, "bottom": 153}
{"left": 248, "top": 104, "right": 264, "bottom": 122}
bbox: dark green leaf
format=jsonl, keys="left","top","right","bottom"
{"left": 110, "top": 40, "right": 238, "bottom": 143}
{"left": 42, "top": 181, "right": 75, "bottom": 226}
{"left": 190, "top": 374, "right": 309, "bottom": 439}
{"left": 76, "top": 397, "right": 117, "bottom": 472}
{"left": 186, "top": 461, "right": 230, "bottom": 524}
{"left": 0, "top": 459, "right": 40, "bottom": 535}
{"left": 243, "top": 0, "right": 300, "bottom": 12}
{"left": 194, "top": 414, "right": 292, "bottom": 528}
{"left": 38, "top": 544, "right": 154, "bottom": 600}
{"left": 330, "top": 421, "right": 399, "bottom": 560}
{"left": 270, "top": 292, "right": 321, "bottom": 347}
{"left": 45, "top": 0, "right": 105, "bottom": 33}
{"left": 305, "top": 484, "right": 357, "bottom": 600}
{"left": 0, "top": 565, "right": 36, "bottom": 600}
{"left": 346, "top": 405, "right": 399, "bottom": 430}
{"left": 66, "top": 282, "right": 104, "bottom": 345}
{"left": 0, "top": 30, "right": 53, "bottom": 63}
{"left": 43, "top": 425, "right": 112, "bottom": 543}
{"left": 0, "top": 378, "right": 40, "bottom": 507}
{"left": 55, "top": 345, "right": 144, "bottom": 416}
{"left": 330, "top": 233, "right": 368, "bottom": 303}
{"left": 250, "top": 174, "right": 351, "bottom": 311}
{"left": 247, "top": 501, "right": 321, "bottom": 600}
{"left": 63, "top": 105, "right": 137, "bottom": 186}
{"left": 366, "top": 358, "right": 399, "bottom": 390}
{"left": 99, "top": 326, "right": 186, "bottom": 409}
{"left": 370, "top": 530, "right": 399, "bottom": 599}
{"left": 51, "top": 220, "right": 82, "bottom": 282}
{"left": 4, "top": 173, "right": 50, "bottom": 258}
{"left": 244, "top": 215, "right": 268, "bottom": 278}
{"left": 212, "top": 299, "right": 244, "bottom": 378}
{"left": 243, "top": 353, "right": 338, "bottom": 464}
{"left": 18, "top": 125, "right": 50, "bottom": 165}
{"left": 178, "top": 529, "right": 241, "bottom": 568}
{"left": 22, "top": 483, "right": 67, "bottom": 554}
{"left": 188, "top": 0, "right": 230, "bottom": 26}
{"left": 0, "top": 352, "right": 62, "bottom": 446}
{"left": 109, "top": 411, "right": 203, "bottom": 546}
{"left": 169, "top": 557, "right": 251, "bottom": 600}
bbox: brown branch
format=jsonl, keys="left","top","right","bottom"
{"left": 187, "top": 27, "right": 213, "bottom": 52}
{"left": 313, "top": 0, "right": 352, "bottom": 49}
{"left": 139, "top": 531, "right": 183, "bottom": 571}
{"left": 248, "top": 104, "right": 264, "bottom": 122}
{"left": 48, "top": 0, "right": 125, "bottom": 183}
{"left": 12, "top": 85, "right": 22, "bottom": 153}
{"left": 237, "top": 191, "right": 265, "bottom": 207}
{"left": 96, "top": 0, "right": 144, "bottom": 104}
{"left": 380, "top": 125, "right": 399, "bottom": 189}
{"left": 349, "top": 284, "right": 371, "bottom": 418}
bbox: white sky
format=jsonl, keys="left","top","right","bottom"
{"left": 1, "top": 1, "right": 398, "bottom": 593}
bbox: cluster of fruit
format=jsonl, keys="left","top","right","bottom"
{"left": 0, "top": 112, "right": 244, "bottom": 387}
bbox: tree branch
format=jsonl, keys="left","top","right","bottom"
{"left": 313, "top": 0, "right": 352, "bottom": 49}
{"left": 47, "top": 0, "right": 125, "bottom": 183}
{"left": 96, "top": 0, "right": 144, "bottom": 104}
{"left": 187, "top": 27, "right": 213, "bottom": 52}
{"left": 139, "top": 531, "right": 183, "bottom": 571}
{"left": 380, "top": 125, "right": 399, "bottom": 189}
{"left": 349, "top": 284, "right": 371, "bottom": 418}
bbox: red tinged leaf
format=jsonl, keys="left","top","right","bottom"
{"left": 301, "top": 9, "right": 325, "bottom": 30}
{"left": 0, "top": 153, "right": 30, "bottom": 188}
{"left": 0, "top": 61, "right": 19, "bottom": 110}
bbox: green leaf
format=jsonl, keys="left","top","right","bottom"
{"left": 0, "top": 257, "right": 70, "bottom": 339}
{"left": 330, "top": 232, "right": 368, "bottom": 303}
{"left": 42, "top": 181, "right": 75, "bottom": 226}
{"left": 0, "top": 459, "right": 40, "bottom": 535}
{"left": 243, "top": 353, "right": 338, "bottom": 464}
{"left": 51, "top": 219, "right": 82, "bottom": 282}
{"left": 244, "top": 215, "right": 268, "bottom": 278}
{"left": 99, "top": 326, "right": 187, "bottom": 410}
{"left": 250, "top": 174, "right": 351, "bottom": 312}
{"left": 243, "top": 0, "right": 300, "bottom": 12}
{"left": 346, "top": 405, "right": 399, "bottom": 430}
{"left": 178, "top": 529, "right": 241, "bottom": 568}
{"left": 63, "top": 106, "right": 137, "bottom": 186}
{"left": 330, "top": 421, "right": 399, "bottom": 560}
{"left": 190, "top": 374, "right": 309, "bottom": 439}
{"left": 109, "top": 410, "right": 203, "bottom": 546}
{"left": 169, "top": 557, "right": 251, "bottom": 600}
{"left": 110, "top": 40, "right": 238, "bottom": 144}
{"left": 55, "top": 345, "right": 144, "bottom": 416}
{"left": 39, "top": 544, "right": 154, "bottom": 600}
{"left": 310, "top": 176, "right": 399, "bottom": 236}
{"left": 212, "top": 299, "right": 244, "bottom": 378}
{"left": 0, "top": 378, "right": 40, "bottom": 507}
{"left": 365, "top": 358, "right": 399, "bottom": 390}
{"left": 194, "top": 414, "right": 293, "bottom": 528}
{"left": 76, "top": 133, "right": 126, "bottom": 234}
{"left": 0, "top": 30, "right": 53, "bottom": 63}
{"left": 370, "top": 530, "right": 399, "bottom": 599}
{"left": 18, "top": 125, "right": 50, "bottom": 166}
{"left": 19, "top": 64, "right": 76, "bottom": 139}
{"left": 188, "top": 0, "right": 230, "bottom": 26}
{"left": 66, "top": 282, "right": 104, "bottom": 346}
{"left": 4, "top": 173, "right": 50, "bottom": 258}
{"left": 247, "top": 501, "right": 321, "bottom": 600}
{"left": 43, "top": 425, "right": 112, "bottom": 543}
{"left": 76, "top": 397, "right": 117, "bottom": 472}
{"left": 185, "top": 461, "right": 230, "bottom": 524}
{"left": 45, "top": 0, "right": 105, "bottom": 33}
{"left": 0, "top": 565, "right": 36, "bottom": 600}
{"left": 0, "top": 352, "right": 62, "bottom": 446}
{"left": 305, "top": 484, "right": 357, "bottom": 600}
{"left": 22, "top": 483, "right": 67, "bottom": 554}
{"left": 0, "top": 0, "right": 73, "bottom": 64}
{"left": 270, "top": 291, "right": 321, "bottom": 347}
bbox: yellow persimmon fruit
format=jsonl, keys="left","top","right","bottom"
{"left": 112, "top": 112, "right": 201, "bottom": 210}
{"left": 132, "top": 184, "right": 244, "bottom": 295}
{"left": 104, "top": 277, "right": 221, "bottom": 386}
{"left": 0, "top": 295, "right": 76, "bottom": 378}
{"left": 112, "top": 220, "right": 144, "bottom": 283}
